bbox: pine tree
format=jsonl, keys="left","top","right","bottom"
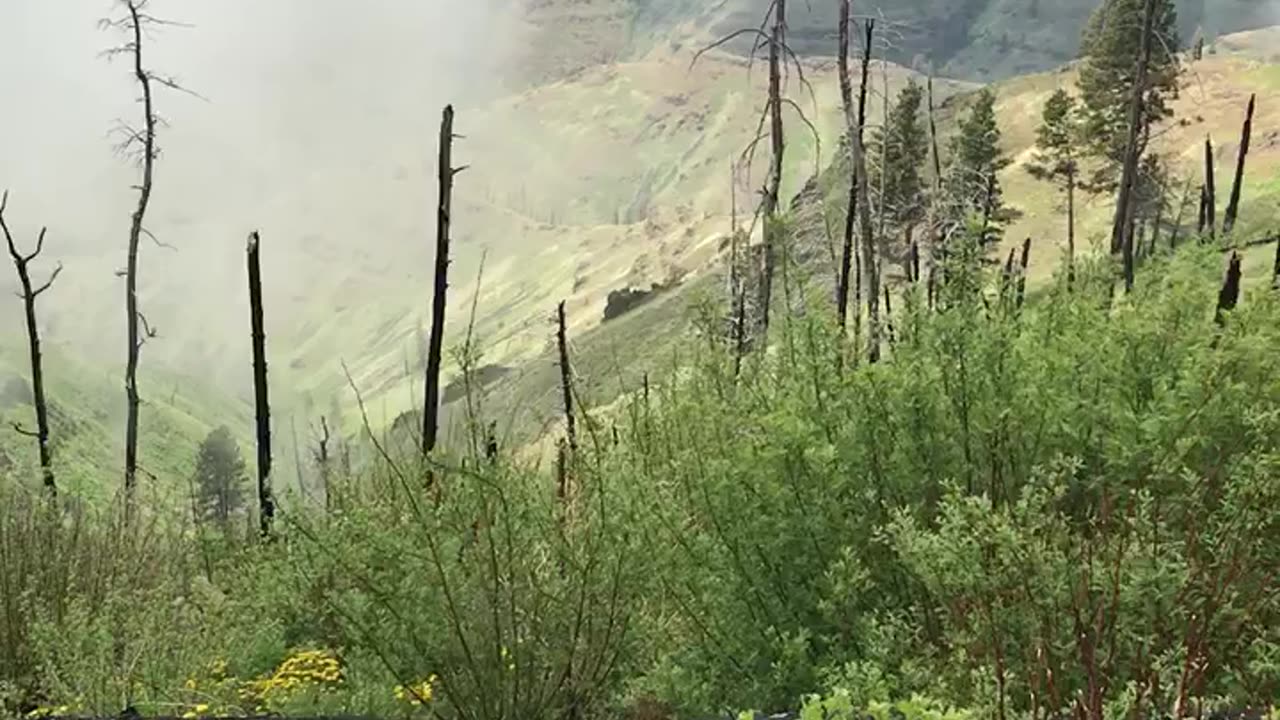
{"left": 869, "top": 79, "right": 929, "bottom": 249}
{"left": 1027, "top": 88, "right": 1082, "bottom": 272}
{"left": 193, "top": 426, "right": 248, "bottom": 527}
{"left": 1077, "top": 0, "right": 1180, "bottom": 187}
{"left": 943, "top": 88, "right": 1010, "bottom": 245}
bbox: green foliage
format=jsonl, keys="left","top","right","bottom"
{"left": 1077, "top": 0, "right": 1181, "bottom": 185}
{"left": 192, "top": 426, "right": 248, "bottom": 527}
{"left": 869, "top": 80, "right": 930, "bottom": 243}
{"left": 4, "top": 245, "right": 1280, "bottom": 720}
{"left": 1028, "top": 88, "right": 1082, "bottom": 187}
{"left": 800, "top": 691, "right": 973, "bottom": 720}
{"left": 943, "top": 89, "right": 1011, "bottom": 244}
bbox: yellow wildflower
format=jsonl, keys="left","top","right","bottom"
{"left": 393, "top": 675, "right": 436, "bottom": 705}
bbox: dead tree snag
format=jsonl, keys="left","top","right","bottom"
{"left": 1204, "top": 136, "right": 1217, "bottom": 240}
{"left": 1222, "top": 94, "right": 1255, "bottom": 235}
{"left": 556, "top": 301, "right": 577, "bottom": 455}
{"left": 758, "top": 0, "right": 787, "bottom": 339}
{"left": 423, "top": 105, "right": 463, "bottom": 458}
{"left": 0, "top": 192, "right": 62, "bottom": 496}
{"left": 1016, "top": 238, "right": 1032, "bottom": 310}
{"left": 102, "top": 0, "right": 188, "bottom": 516}
{"left": 247, "top": 231, "right": 274, "bottom": 537}
{"left": 1215, "top": 251, "right": 1242, "bottom": 326}
{"left": 836, "top": 0, "right": 856, "bottom": 336}
{"left": 857, "top": 19, "right": 881, "bottom": 363}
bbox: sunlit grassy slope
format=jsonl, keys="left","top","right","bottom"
{"left": 274, "top": 49, "right": 972, "bottom": 443}
{"left": 461, "top": 30, "right": 1280, "bottom": 450}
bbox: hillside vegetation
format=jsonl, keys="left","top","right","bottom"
{"left": 3, "top": 2, "right": 1280, "bottom": 719}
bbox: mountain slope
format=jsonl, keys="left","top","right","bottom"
{"left": 519, "top": 0, "right": 1280, "bottom": 81}
{"left": 462, "top": 26, "right": 1280, "bottom": 452}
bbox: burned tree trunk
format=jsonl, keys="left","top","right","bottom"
{"left": 247, "top": 231, "right": 274, "bottom": 537}
{"left": 1197, "top": 184, "right": 1208, "bottom": 236}
{"left": 757, "top": 0, "right": 787, "bottom": 339}
{"left": 485, "top": 421, "right": 499, "bottom": 464}
{"left": 0, "top": 193, "right": 62, "bottom": 496}
{"left": 1108, "top": 0, "right": 1159, "bottom": 270}
{"left": 883, "top": 285, "right": 895, "bottom": 348}
{"left": 556, "top": 301, "right": 577, "bottom": 455}
{"left": 1016, "top": 238, "right": 1032, "bottom": 309}
{"left": 119, "top": 0, "right": 159, "bottom": 514}
{"left": 314, "top": 416, "right": 331, "bottom": 514}
{"left": 1273, "top": 237, "right": 1280, "bottom": 289}
{"left": 835, "top": 0, "right": 856, "bottom": 335}
{"left": 927, "top": 76, "right": 943, "bottom": 197}
{"left": 1002, "top": 247, "right": 1018, "bottom": 302}
{"left": 926, "top": 75, "right": 944, "bottom": 290}
{"left": 1204, "top": 136, "right": 1217, "bottom": 240}
{"left": 857, "top": 19, "right": 881, "bottom": 364}
{"left": 423, "top": 105, "right": 460, "bottom": 458}
{"left": 1067, "top": 165, "right": 1077, "bottom": 284}
{"left": 1222, "top": 94, "right": 1255, "bottom": 236}
{"left": 1215, "top": 251, "right": 1242, "bottom": 326}
{"left": 910, "top": 235, "right": 921, "bottom": 285}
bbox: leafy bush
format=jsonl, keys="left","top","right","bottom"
{"left": 3, "top": 242, "right": 1279, "bottom": 720}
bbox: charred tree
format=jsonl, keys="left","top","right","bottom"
{"left": 927, "top": 76, "right": 944, "bottom": 197}
{"left": 246, "top": 231, "right": 274, "bottom": 537}
{"left": 1108, "top": 0, "right": 1159, "bottom": 277}
{"left": 1222, "top": 94, "right": 1255, "bottom": 235}
{"left": 1002, "top": 247, "right": 1018, "bottom": 302}
{"left": 314, "top": 416, "right": 331, "bottom": 514}
{"left": 883, "top": 285, "right": 895, "bottom": 348}
{"left": 757, "top": 0, "right": 787, "bottom": 339}
{"left": 836, "top": 0, "right": 856, "bottom": 334}
{"left": 1273, "top": 237, "right": 1280, "bottom": 289}
{"left": 423, "top": 105, "right": 460, "bottom": 458}
{"left": 1215, "top": 251, "right": 1242, "bottom": 326}
{"left": 857, "top": 19, "right": 881, "bottom": 364}
{"left": 910, "top": 237, "right": 921, "bottom": 285}
{"left": 1016, "top": 238, "right": 1032, "bottom": 309}
{"left": 926, "top": 75, "right": 944, "bottom": 289}
{"left": 1204, "top": 136, "right": 1217, "bottom": 240}
{"left": 485, "top": 421, "right": 499, "bottom": 464}
{"left": 0, "top": 193, "right": 62, "bottom": 496}
{"left": 1192, "top": 183, "right": 1203, "bottom": 234}
{"left": 104, "top": 0, "right": 169, "bottom": 514}
{"left": 556, "top": 301, "right": 577, "bottom": 455}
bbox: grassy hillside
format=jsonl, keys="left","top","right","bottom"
{"left": 0, "top": 343, "right": 253, "bottom": 504}
{"left": 456, "top": 28, "right": 1280, "bottom": 454}
{"left": 518, "top": 0, "right": 1280, "bottom": 82}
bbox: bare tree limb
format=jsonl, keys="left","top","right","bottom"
{"left": 0, "top": 192, "right": 60, "bottom": 494}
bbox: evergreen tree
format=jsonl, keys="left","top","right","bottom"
{"left": 193, "top": 425, "right": 248, "bottom": 527}
{"left": 1077, "top": 0, "right": 1180, "bottom": 187}
{"left": 869, "top": 79, "right": 929, "bottom": 246}
{"left": 943, "top": 88, "right": 1010, "bottom": 245}
{"left": 1027, "top": 88, "right": 1082, "bottom": 269}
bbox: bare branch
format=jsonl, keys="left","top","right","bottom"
{"left": 138, "top": 311, "right": 158, "bottom": 339}
{"left": 689, "top": 28, "right": 771, "bottom": 70}
{"left": 141, "top": 227, "right": 176, "bottom": 251}
{"left": 11, "top": 423, "right": 40, "bottom": 439}
{"left": 32, "top": 264, "right": 63, "bottom": 297}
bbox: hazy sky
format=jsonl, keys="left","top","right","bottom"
{"left": 0, "top": 0, "right": 521, "bottom": 372}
